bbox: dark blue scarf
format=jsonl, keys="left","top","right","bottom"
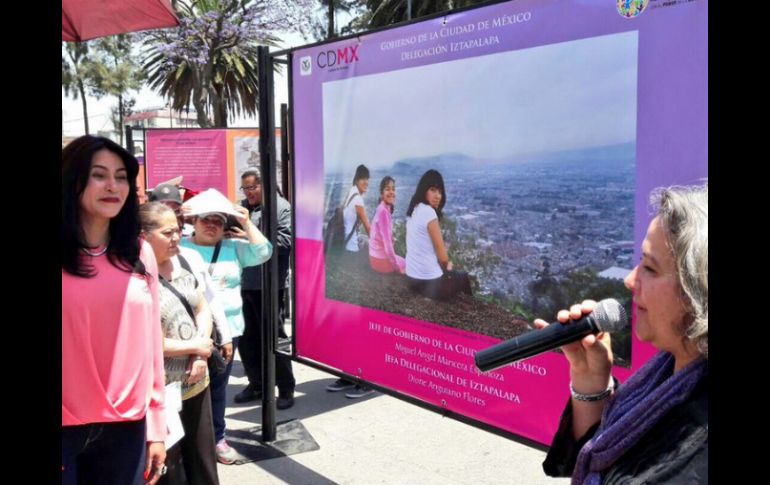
{"left": 572, "top": 351, "right": 707, "bottom": 485}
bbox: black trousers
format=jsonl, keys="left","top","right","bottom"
{"left": 160, "top": 385, "right": 219, "bottom": 485}
{"left": 239, "top": 289, "right": 296, "bottom": 392}
{"left": 62, "top": 419, "right": 146, "bottom": 485}
{"left": 406, "top": 270, "right": 473, "bottom": 301}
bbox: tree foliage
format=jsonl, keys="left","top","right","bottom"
{"left": 350, "top": 0, "right": 487, "bottom": 31}
{"left": 528, "top": 267, "right": 632, "bottom": 363}
{"left": 392, "top": 215, "right": 501, "bottom": 294}
{"left": 440, "top": 216, "right": 500, "bottom": 292}
{"left": 62, "top": 42, "right": 98, "bottom": 134}
{"left": 89, "top": 35, "right": 144, "bottom": 143}
{"left": 140, "top": 0, "right": 316, "bottom": 128}
{"left": 110, "top": 98, "right": 137, "bottom": 140}
{"left": 316, "top": 0, "right": 360, "bottom": 39}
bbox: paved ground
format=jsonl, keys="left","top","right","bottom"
{"left": 215, "top": 354, "right": 571, "bottom": 485}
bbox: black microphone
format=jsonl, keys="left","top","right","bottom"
{"left": 474, "top": 299, "right": 628, "bottom": 372}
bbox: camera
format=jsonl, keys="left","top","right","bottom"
{"left": 223, "top": 215, "right": 244, "bottom": 239}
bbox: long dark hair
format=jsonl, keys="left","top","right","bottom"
{"left": 62, "top": 135, "right": 146, "bottom": 277}
{"left": 406, "top": 169, "right": 446, "bottom": 220}
{"left": 352, "top": 164, "right": 370, "bottom": 185}
{"left": 379, "top": 176, "right": 395, "bottom": 214}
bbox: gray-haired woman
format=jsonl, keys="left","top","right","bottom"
{"left": 140, "top": 202, "right": 220, "bottom": 485}
{"left": 541, "top": 183, "right": 708, "bottom": 483}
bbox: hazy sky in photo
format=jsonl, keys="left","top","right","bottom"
{"left": 323, "top": 30, "right": 638, "bottom": 171}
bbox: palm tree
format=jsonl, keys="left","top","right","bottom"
{"left": 62, "top": 42, "right": 95, "bottom": 134}
{"left": 141, "top": 0, "right": 313, "bottom": 128}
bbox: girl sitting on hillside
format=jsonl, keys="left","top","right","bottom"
{"left": 368, "top": 176, "right": 405, "bottom": 274}
{"left": 405, "top": 169, "right": 472, "bottom": 300}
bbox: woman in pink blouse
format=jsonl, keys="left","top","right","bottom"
{"left": 62, "top": 135, "right": 167, "bottom": 485}
{"left": 368, "top": 176, "right": 406, "bottom": 274}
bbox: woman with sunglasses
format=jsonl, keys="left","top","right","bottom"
{"left": 179, "top": 189, "right": 272, "bottom": 465}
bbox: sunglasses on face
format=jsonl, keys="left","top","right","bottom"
{"left": 199, "top": 216, "right": 225, "bottom": 227}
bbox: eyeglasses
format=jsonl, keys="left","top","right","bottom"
{"left": 240, "top": 185, "right": 259, "bottom": 192}
{"left": 199, "top": 216, "right": 225, "bottom": 227}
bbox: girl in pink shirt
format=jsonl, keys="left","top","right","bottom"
{"left": 62, "top": 135, "right": 167, "bottom": 485}
{"left": 368, "top": 176, "right": 406, "bottom": 274}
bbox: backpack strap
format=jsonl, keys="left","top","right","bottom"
{"left": 176, "top": 254, "right": 198, "bottom": 289}
{"left": 344, "top": 218, "right": 360, "bottom": 244}
{"left": 159, "top": 275, "right": 195, "bottom": 321}
{"left": 344, "top": 191, "right": 358, "bottom": 208}
{"left": 207, "top": 240, "right": 222, "bottom": 277}
{"left": 343, "top": 191, "right": 362, "bottom": 244}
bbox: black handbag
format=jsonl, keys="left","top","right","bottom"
{"left": 208, "top": 325, "right": 227, "bottom": 375}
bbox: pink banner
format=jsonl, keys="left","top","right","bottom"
{"left": 296, "top": 239, "right": 637, "bottom": 444}
{"left": 291, "top": 0, "right": 706, "bottom": 445}
{"left": 146, "top": 130, "right": 228, "bottom": 194}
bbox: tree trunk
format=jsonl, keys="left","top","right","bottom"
{"left": 194, "top": 100, "right": 212, "bottom": 127}
{"left": 328, "top": 0, "right": 335, "bottom": 39}
{"left": 211, "top": 88, "right": 227, "bottom": 128}
{"left": 192, "top": 75, "right": 213, "bottom": 128}
{"left": 118, "top": 93, "right": 124, "bottom": 144}
{"left": 215, "top": 103, "right": 227, "bottom": 128}
{"left": 194, "top": 102, "right": 212, "bottom": 127}
{"left": 78, "top": 81, "right": 89, "bottom": 134}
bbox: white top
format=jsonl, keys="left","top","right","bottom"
{"left": 343, "top": 185, "right": 365, "bottom": 252}
{"left": 181, "top": 223, "right": 194, "bottom": 238}
{"left": 177, "top": 246, "right": 232, "bottom": 344}
{"left": 406, "top": 203, "right": 443, "bottom": 280}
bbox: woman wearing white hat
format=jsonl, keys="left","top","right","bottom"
{"left": 180, "top": 189, "right": 273, "bottom": 465}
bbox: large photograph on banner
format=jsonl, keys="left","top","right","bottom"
{"left": 291, "top": 0, "right": 707, "bottom": 445}
{"left": 323, "top": 31, "right": 637, "bottom": 368}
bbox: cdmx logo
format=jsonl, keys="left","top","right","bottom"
{"left": 316, "top": 45, "right": 360, "bottom": 69}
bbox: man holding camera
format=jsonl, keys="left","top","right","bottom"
{"left": 234, "top": 170, "right": 296, "bottom": 409}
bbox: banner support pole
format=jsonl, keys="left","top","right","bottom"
{"left": 258, "top": 45, "right": 279, "bottom": 443}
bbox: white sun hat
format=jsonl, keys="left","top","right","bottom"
{"left": 182, "top": 188, "right": 241, "bottom": 218}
